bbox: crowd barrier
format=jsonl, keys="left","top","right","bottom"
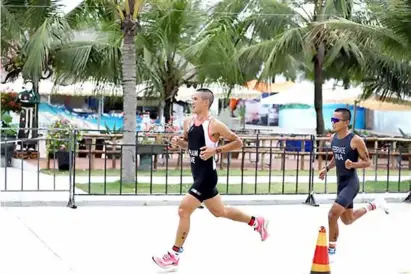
{"left": 1, "top": 128, "right": 410, "bottom": 207}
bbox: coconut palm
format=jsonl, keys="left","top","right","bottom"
{"left": 1, "top": 0, "right": 73, "bottom": 136}
{"left": 63, "top": 0, "right": 145, "bottom": 182}
{"left": 359, "top": 0, "right": 411, "bottom": 99}
{"left": 186, "top": 0, "right": 300, "bottom": 95}
{"left": 58, "top": 0, "right": 221, "bottom": 181}
{"left": 297, "top": 0, "right": 411, "bottom": 100}
{"left": 237, "top": 0, "right": 402, "bottom": 135}
{"left": 133, "top": 0, "right": 206, "bottom": 122}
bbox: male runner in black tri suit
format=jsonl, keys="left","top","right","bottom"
{"left": 152, "top": 88, "right": 269, "bottom": 270}
{"left": 319, "top": 108, "right": 389, "bottom": 262}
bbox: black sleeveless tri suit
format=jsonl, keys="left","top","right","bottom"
{"left": 331, "top": 132, "right": 360, "bottom": 209}
{"left": 187, "top": 116, "right": 219, "bottom": 202}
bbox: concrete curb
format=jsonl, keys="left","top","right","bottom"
{"left": 1, "top": 192, "right": 410, "bottom": 207}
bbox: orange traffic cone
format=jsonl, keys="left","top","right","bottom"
{"left": 310, "top": 226, "right": 331, "bottom": 274}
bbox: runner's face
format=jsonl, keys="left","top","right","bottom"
{"left": 191, "top": 92, "right": 207, "bottom": 114}
{"left": 331, "top": 112, "right": 348, "bottom": 132}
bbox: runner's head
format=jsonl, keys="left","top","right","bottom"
{"left": 191, "top": 88, "right": 214, "bottom": 114}
{"left": 331, "top": 108, "right": 351, "bottom": 132}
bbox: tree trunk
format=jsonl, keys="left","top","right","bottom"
{"left": 157, "top": 101, "right": 164, "bottom": 124}
{"left": 164, "top": 98, "right": 173, "bottom": 124}
{"left": 314, "top": 44, "right": 325, "bottom": 136}
{"left": 32, "top": 80, "right": 39, "bottom": 139}
{"left": 343, "top": 77, "right": 350, "bottom": 89}
{"left": 163, "top": 80, "right": 177, "bottom": 123}
{"left": 313, "top": 0, "right": 326, "bottom": 170}
{"left": 121, "top": 33, "right": 137, "bottom": 183}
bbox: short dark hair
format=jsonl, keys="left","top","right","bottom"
{"left": 196, "top": 88, "right": 214, "bottom": 109}
{"left": 334, "top": 108, "right": 351, "bottom": 121}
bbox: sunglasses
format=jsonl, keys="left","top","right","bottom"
{"left": 331, "top": 117, "right": 345, "bottom": 123}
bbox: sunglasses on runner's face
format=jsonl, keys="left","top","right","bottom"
{"left": 331, "top": 117, "right": 344, "bottom": 123}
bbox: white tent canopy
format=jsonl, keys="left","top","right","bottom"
{"left": 260, "top": 81, "right": 361, "bottom": 105}
{"left": 0, "top": 77, "right": 158, "bottom": 97}
{"left": 1, "top": 78, "right": 261, "bottom": 100}
{"left": 260, "top": 82, "right": 411, "bottom": 111}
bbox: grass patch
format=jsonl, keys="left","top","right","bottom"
{"left": 42, "top": 168, "right": 410, "bottom": 177}
{"left": 75, "top": 180, "right": 411, "bottom": 195}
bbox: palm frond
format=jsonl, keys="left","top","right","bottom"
{"left": 129, "top": 0, "right": 206, "bottom": 99}
{"left": 361, "top": 53, "right": 411, "bottom": 100}
{"left": 52, "top": 37, "right": 122, "bottom": 85}
{"left": 380, "top": 0, "right": 411, "bottom": 46}
{"left": 64, "top": 0, "right": 119, "bottom": 31}
{"left": 0, "top": 1, "right": 26, "bottom": 52}
{"left": 246, "top": 0, "right": 302, "bottom": 41}
{"left": 239, "top": 27, "right": 307, "bottom": 79}
{"left": 310, "top": 18, "right": 408, "bottom": 59}
{"left": 322, "top": 0, "right": 353, "bottom": 19}
{"left": 21, "top": 16, "right": 73, "bottom": 81}
{"left": 25, "top": 0, "right": 66, "bottom": 31}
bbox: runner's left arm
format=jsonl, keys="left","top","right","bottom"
{"left": 213, "top": 120, "right": 243, "bottom": 153}
{"left": 352, "top": 136, "right": 372, "bottom": 168}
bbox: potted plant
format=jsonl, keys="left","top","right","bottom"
{"left": 137, "top": 122, "right": 170, "bottom": 170}
{"left": 1, "top": 91, "right": 21, "bottom": 167}
{"left": 46, "top": 118, "right": 82, "bottom": 170}
{"left": 1, "top": 91, "right": 22, "bottom": 114}
{"left": 0, "top": 112, "right": 18, "bottom": 167}
{"left": 101, "top": 122, "right": 123, "bottom": 159}
{"left": 136, "top": 134, "right": 163, "bottom": 170}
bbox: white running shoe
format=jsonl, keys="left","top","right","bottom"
{"left": 372, "top": 197, "right": 390, "bottom": 214}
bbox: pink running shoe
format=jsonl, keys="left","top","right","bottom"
{"left": 254, "top": 217, "right": 269, "bottom": 241}
{"left": 152, "top": 251, "right": 179, "bottom": 270}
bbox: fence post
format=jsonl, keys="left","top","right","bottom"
{"left": 67, "top": 129, "right": 77, "bottom": 209}
{"left": 405, "top": 137, "right": 411, "bottom": 203}
{"left": 304, "top": 134, "right": 319, "bottom": 207}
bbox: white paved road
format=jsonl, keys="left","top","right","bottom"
{"left": 1, "top": 203, "right": 410, "bottom": 274}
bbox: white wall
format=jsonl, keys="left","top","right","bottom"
{"left": 372, "top": 111, "right": 411, "bottom": 135}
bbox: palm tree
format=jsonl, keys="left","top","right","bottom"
{"left": 298, "top": 0, "right": 411, "bottom": 99}
{"left": 1, "top": 0, "right": 73, "bottom": 137}
{"left": 186, "top": 0, "right": 299, "bottom": 95}
{"left": 58, "top": 0, "right": 217, "bottom": 180}
{"left": 300, "top": 0, "right": 411, "bottom": 101}
{"left": 65, "top": 0, "right": 145, "bottom": 182}
{"left": 133, "top": 0, "right": 206, "bottom": 123}
{"left": 237, "top": 0, "right": 387, "bottom": 135}
{"left": 359, "top": 0, "right": 411, "bottom": 99}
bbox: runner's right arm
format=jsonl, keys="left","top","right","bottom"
{"left": 326, "top": 157, "right": 335, "bottom": 171}
{"left": 172, "top": 118, "right": 191, "bottom": 149}
{"left": 325, "top": 133, "right": 335, "bottom": 171}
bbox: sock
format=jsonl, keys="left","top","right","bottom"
{"left": 248, "top": 216, "right": 256, "bottom": 227}
{"left": 171, "top": 245, "right": 182, "bottom": 256}
{"left": 365, "top": 202, "right": 376, "bottom": 212}
{"left": 329, "top": 241, "right": 337, "bottom": 250}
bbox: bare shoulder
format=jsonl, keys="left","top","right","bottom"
{"left": 182, "top": 117, "right": 194, "bottom": 129}
{"left": 210, "top": 118, "right": 228, "bottom": 133}
{"left": 210, "top": 117, "right": 223, "bottom": 127}
{"left": 351, "top": 134, "right": 366, "bottom": 148}
{"left": 182, "top": 117, "right": 194, "bottom": 139}
{"left": 210, "top": 118, "right": 238, "bottom": 140}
